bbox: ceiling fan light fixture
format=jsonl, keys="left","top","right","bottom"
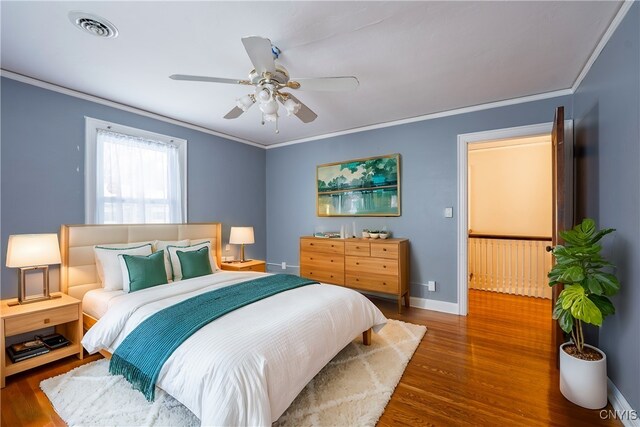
{"left": 256, "top": 88, "right": 271, "bottom": 103}
{"left": 263, "top": 112, "right": 278, "bottom": 123}
{"left": 236, "top": 94, "right": 255, "bottom": 112}
{"left": 283, "top": 98, "right": 301, "bottom": 116}
{"left": 259, "top": 99, "right": 278, "bottom": 115}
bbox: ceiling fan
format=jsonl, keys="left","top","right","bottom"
{"left": 170, "top": 36, "right": 359, "bottom": 133}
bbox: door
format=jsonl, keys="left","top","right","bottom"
{"left": 550, "top": 106, "right": 569, "bottom": 366}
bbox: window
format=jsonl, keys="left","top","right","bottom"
{"left": 85, "top": 117, "right": 187, "bottom": 224}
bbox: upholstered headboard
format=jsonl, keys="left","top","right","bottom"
{"left": 60, "top": 223, "right": 222, "bottom": 300}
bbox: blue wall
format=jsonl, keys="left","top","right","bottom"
{"left": 573, "top": 3, "right": 639, "bottom": 412}
{"left": 266, "top": 96, "right": 572, "bottom": 303}
{"left": 1, "top": 77, "right": 266, "bottom": 298}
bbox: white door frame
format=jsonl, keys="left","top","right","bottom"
{"left": 456, "top": 121, "right": 573, "bottom": 315}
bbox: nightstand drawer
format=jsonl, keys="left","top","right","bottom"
{"left": 4, "top": 305, "right": 78, "bottom": 336}
{"left": 243, "top": 264, "right": 266, "bottom": 272}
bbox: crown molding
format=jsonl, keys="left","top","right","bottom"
{"left": 0, "top": 69, "right": 264, "bottom": 149}
{"left": 571, "top": 0, "right": 635, "bottom": 92}
{"left": 2, "top": 2, "right": 630, "bottom": 150}
{"left": 265, "top": 88, "right": 572, "bottom": 149}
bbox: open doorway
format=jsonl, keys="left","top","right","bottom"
{"left": 467, "top": 135, "right": 553, "bottom": 301}
{"left": 457, "top": 118, "right": 573, "bottom": 315}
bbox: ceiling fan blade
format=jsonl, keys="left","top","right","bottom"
{"left": 241, "top": 36, "right": 276, "bottom": 75}
{"left": 290, "top": 76, "right": 359, "bottom": 92}
{"left": 170, "top": 74, "right": 249, "bottom": 85}
{"left": 280, "top": 93, "right": 317, "bottom": 123}
{"left": 223, "top": 106, "right": 245, "bottom": 119}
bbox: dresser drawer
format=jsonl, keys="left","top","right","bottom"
{"left": 345, "top": 273, "right": 399, "bottom": 293}
{"left": 300, "top": 251, "right": 344, "bottom": 270}
{"left": 345, "top": 242, "right": 370, "bottom": 256}
{"left": 370, "top": 243, "right": 399, "bottom": 259}
{"left": 345, "top": 256, "right": 398, "bottom": 276}
{"left": 300, "top": 268, "right": 344, "bottom": 285}
{"left": 4, "top": 304, "right": 78, "bottom": 336}
{"left": 300, "top": 239, "right": 344, "bottom": 255}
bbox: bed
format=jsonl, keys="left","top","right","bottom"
{"left": 60, "top": 223, "right": 387, "bottom": 426}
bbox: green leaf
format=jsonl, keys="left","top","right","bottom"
{"left": 558, "top": 310, "right": 574, "bottom": 333}
{"left": 588, "top": 228, "right": 615, "bottom": 245}
{"left": 585, "top": 276, "right": 604, "bottom": 295}
{"left": 559, "top": 265, "right": 584, "bottom": 283}
{"left": 570, "top": 296, "right": 602, "bottom": 326}
{"left": 589, "top": 295, "right": 615, "bottom": 317}
{"left": 593, "top": 272, "right": 620, "bottom": 296}
{"left": 577, "top": 218, "right": 596, "bottom": 237}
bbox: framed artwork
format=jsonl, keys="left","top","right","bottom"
{"left": 316, "top": 154, "right": 401, "bottom": 217}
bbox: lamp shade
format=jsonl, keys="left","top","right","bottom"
{"left": 6, "top": 234, "right": 62, "bottom": 268}
{"left": 229, "top": 227, "right": 255, "bottom": 245}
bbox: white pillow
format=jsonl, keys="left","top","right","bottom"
{"left": 155, "top": 240, "right": 190, "bottom": 282}
{"left": 94, "top": 243, "right": 153, "bottom": 290}
{"left": 167, "top": 241, "right": 216, "bottom": 281}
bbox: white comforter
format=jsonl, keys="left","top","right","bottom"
{"left": 82, "top": 271, "right": 387, "bottom": 426}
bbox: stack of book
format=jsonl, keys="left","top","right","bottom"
{"left": 6, "top": 339, "right": 50, "bottom": 363}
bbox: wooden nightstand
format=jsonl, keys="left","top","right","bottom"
{"left": 1, "top": 293, "right": 83, "bottom": 387}
{"left": 220, "top": 260, "right": 266, "bottom": 273}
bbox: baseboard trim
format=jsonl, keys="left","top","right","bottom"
{"left": 607, "top": 378, "right": 640, "bottom": 426}
{"left": 409, "top": 296, "right": 459, "bottom": 314}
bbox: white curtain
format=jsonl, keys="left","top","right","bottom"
{"left": 95, "top": 129, "right": 183, "bottom": 224}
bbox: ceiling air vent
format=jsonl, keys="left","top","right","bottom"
{"left": 68, "top": 11, "right": 118, "bottom": 38}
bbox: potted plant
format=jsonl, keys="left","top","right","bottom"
{"left": 548, "top": 218, "right": 620, "bottom": 409}
{"left": 368, "top": 230, "right": 380, "bottom": 239}
{"left": 379, "top": 231, "right": 390, "bottom": 239}
{"left": 361, "top": 229, "right": 370, "bottom": 239}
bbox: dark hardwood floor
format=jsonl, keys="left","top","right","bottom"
{"left": 1, "top": 290, "right": 619, "bottom": 426}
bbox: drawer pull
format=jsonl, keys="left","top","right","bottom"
{"left": 356, "top": 278, "right": 359, "bottom": 281}
{"left": 44, "top": 318, "right": 50, "bottom": 324}
{"left": 383, "top": 265, "right": 387, "bottom": 268}
{"left": 383, "top": 248, "right": 387, "bottom": 251}
{"left": 355, "top": 262, "right": 359, "bottom": 265}
{"left": 310, "top": 243, "right": 314, "bottom": 246}
{"left": 330, "top": 260, "right": 334, "bottom": 263}
{"left": 331, "top": 245, "right": 335, "bottom": 248}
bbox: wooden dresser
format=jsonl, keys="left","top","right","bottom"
{"left": 300, "top": 237, "right": 409, "bottom": 312}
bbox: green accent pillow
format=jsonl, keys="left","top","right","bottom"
{"left": 176, "top": 247, "right": 213, "bottom": 280}
{"left": 120, "top": 250, "right": 168, "bottom": 293}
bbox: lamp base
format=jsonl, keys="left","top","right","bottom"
{"left": 8, "top": 293, "right": 61, "bottom": 307}
{"left": 13, "top": 265, "right": 58, "bottom": 306}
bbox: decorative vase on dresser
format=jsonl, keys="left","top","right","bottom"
{"left": 299, "top": 237, "right": 409, "bottom": 313}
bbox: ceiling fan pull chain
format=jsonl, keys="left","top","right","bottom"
{"left": 275, "top": 115, "right": 280, "bottom": 134}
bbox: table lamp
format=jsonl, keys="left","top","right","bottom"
{"left": 6, "top": 234, "right": 62, "bottom": 304}
{"left": 229, "top": 227, "right": 254, "bottom": 262}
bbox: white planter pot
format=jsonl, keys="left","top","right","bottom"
{"left": 559, "top": 343, "right": 607, "bottom": 409}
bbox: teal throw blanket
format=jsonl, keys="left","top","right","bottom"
{"left": 109, "top": 274, "right": 318, "bottom": 400}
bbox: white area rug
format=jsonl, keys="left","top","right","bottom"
{"left": 41, "top": 319, "right": 426, "bottom": 426}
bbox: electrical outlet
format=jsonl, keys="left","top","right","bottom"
{"left": 281, "top": 262, "right": 287, "bottom": 270}
{"left": 427, "top": 281, "right": 436, "bottom": 292}
{"left": 444, "top": 207, "right": 453, "bottom": 218}
{"left": 225, "top": 244, "right": 231, "bottom": 252}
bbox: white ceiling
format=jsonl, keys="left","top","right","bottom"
{"left": 1, "top": 1, "right": 622, "bottom": 146}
